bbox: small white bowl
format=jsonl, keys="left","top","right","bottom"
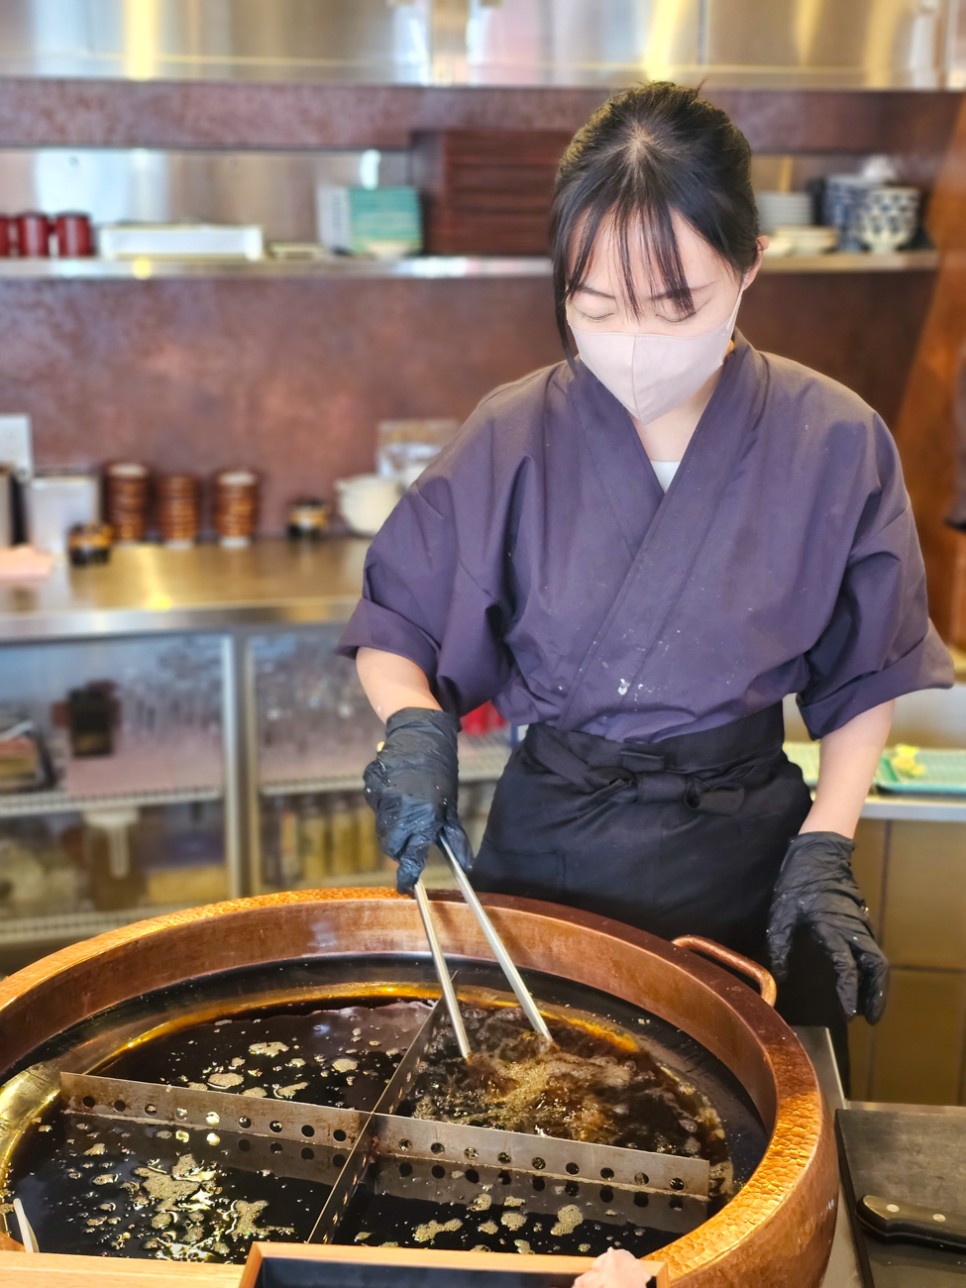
{"left": 774, "top": 225, "right": 839, "bottom": 254}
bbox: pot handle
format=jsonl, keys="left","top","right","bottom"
{"left": 671, "top": 935, "right": 777, "bottom": 1007}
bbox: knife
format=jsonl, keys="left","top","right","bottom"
{"left": 857, "top": 1194, "right": 966, "bottom": 1252}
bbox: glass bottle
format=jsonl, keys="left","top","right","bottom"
{"left": 353, "top": 791, "right": 383, "bottom": 873}
{"left": 299, "top": 796, "right": 329, "bottom": 885}
{"left": 277, "top": 795, "right": 302, "bottom": 887}
{"left": 327, "top": 794, "right": 358, "bottom": 879}
{"left": 82, "top": 807, "right": 144, "bottom": 911}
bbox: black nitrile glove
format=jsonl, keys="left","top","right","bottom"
{"left": 362, "top": 707, "right": 473, "bottom": 895}
{"left": 766, "top": 831, "right": 889, "bottom": 1024}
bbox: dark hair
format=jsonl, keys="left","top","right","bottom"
{"left": 550, "top": 82, "right": 760, "bottom": 355}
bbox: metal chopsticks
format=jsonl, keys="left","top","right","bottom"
{"left": 413, "top": 877, "right": 471, "bottom": 1058}
{"left": 13, "top": 1197, "right": 38, "bottom": 1253}
{"left": 414, "top": 837, "right": 552, "bottom": 1058}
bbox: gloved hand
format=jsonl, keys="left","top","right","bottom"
{"left": 362, "top": 706, "right": 473, "bottom": 895}
{"left": 766, "top": 831, "right": 889, "bottom": 1024}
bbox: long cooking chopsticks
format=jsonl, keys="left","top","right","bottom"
{"left": 414, "top": 837, "right": 552, "bottom": 1059}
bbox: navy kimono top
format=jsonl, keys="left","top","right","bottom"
{"left": 339, "top": 332, "right": 953, "bottom": 741}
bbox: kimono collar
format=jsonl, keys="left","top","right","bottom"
{"left": 565, "top": 330, "right": 770, "bottom": 551}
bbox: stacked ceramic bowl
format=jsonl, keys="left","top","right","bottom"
{"left": 853, "top": 186, "right": 921, "bottom": 253}
{"left": 156, "top": 472, "right": 201, "bottom": 547}
{"left": 213, "top": 468, "right": 259, "bottom": 548}
{"left": 822, "top": 174, "right": 878, "bottom": 250}
{"left": 755, "top": 190, "right": 814, "bottom": 236}
{"left": 104, "top": 461, "right": 151, "bottom": 543}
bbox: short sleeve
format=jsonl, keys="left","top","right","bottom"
{"left": 797, "top": 421, "right": 954, "bottom": 738}
{"left": 337, "top": 484, "right": 513, "bottom": 718}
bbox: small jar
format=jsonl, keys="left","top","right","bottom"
{"left": 67, "top": 522, "right": 112, "bottom": 567}
{"left": 52, "top": 211, "right": 94, "bottom": 258}
{"left": 15, "top": 211, "right": 50, "bottom": 258}
{"left": 287, "top": 497, "right": 331, "bottom": 541}
{"left": 67, "top": 685, "right": 117, "bottom": 757}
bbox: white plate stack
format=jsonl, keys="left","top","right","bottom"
{"left": 755, "top": 190, "right": 814, "bottom": 235}
{"left": 772, "top": 225, "right": 839, "bottom": 255}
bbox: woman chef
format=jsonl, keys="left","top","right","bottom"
{"left": 338, "top": 82, "right": 953, "bottom": 1071}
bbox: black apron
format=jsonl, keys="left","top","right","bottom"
{"left": 473, "top": 704, "right": 850, "bottom": 1082}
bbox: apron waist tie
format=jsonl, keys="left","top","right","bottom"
{"left": 524, "top": 706, "right": 787, "bottom": 817}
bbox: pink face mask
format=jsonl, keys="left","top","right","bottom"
{"left": 570, "top": 287, "right": 744, "bottom": 424}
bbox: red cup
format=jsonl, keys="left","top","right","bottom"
{"left": 0, "top": 219, "right": 10, "bottom": 258}
{"left": 53, "top": 212, "right": 94, "bottom": 258}
{"left": 15, "top": 211, "right": 50, "bottom": 257}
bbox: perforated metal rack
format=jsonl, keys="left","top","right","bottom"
{"left": 59, "top": 998, "right": 710, "bottom": 1252}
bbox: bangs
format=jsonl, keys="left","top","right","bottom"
{"left": 565, "top": 191, "right": 694, "bottom": 322}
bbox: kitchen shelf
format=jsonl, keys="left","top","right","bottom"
{"left": 259, "top": 730, "right": 513, "bottom": 797}
{"left": 0, "top": 733, "right": 224, "bottom": 818}
{"left": 0, "top": 901, "right": 199, "bottom": 948}
{"left": 0, "top": 783, "right": 222, "bottom": 819}
{"left": 760, "top": 248, "right": 939, "bottom": 272}
{"left": 0, "top": 256, "right": 552, "bottom": 281}
{"left": 0, "top": 249, "right": 941, "bottom": 280}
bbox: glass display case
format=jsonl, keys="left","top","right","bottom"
{"left": 0, "top": 615, "right": 514, "bottom": 966}
{"left": 248, "top": 627, "right": 510, "bottom": 893}
{"left": 0, "top": 633, "right": 236, "bottom": 968}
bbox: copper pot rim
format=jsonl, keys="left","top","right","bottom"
{"left": 0, "top": 888, "right": 836, "bottom": 1285}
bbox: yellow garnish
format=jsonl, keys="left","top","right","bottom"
{"left": 889, "top": 745, "right": 925, "bottom": 777}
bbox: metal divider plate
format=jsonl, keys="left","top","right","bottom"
{"left": 307, "top": 994, "right": 450, "bottom": 1243}
{"left": 59, "top": 993, "right": 710, "bottom": 1249}
{"left": 364, "top": 1154, "right": 703, "bottom": 1237}
{"left": 368, "top": 1112, "right": 708, "bottom": 1197}
{"left": 61, "top": 1071, "right": 367, "bottom": 1148}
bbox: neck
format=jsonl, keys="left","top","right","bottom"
{"left": 632, "top": 354, "right": 729, "bottom": 456}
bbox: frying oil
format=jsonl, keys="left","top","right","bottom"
{"left": 2, "top": 998, "right": 730, "bottom": 1263}
{"left": 407, "top": 1006, "right": 730, "bottom": 1171}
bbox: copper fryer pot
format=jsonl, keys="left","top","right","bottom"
{"left": 0, "top": 888, "right": 837, "bottom": 1284}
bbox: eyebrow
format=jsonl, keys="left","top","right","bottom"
{"left": 573, "top": 281, "right": 713, "bottom": 303}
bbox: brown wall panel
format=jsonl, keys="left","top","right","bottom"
{"left": 0, "top": 79, "right": 959, "bottom": 159}
{"left": 0, "top": 270, "right": 938, "bottom": 537}
{"left": 0, "top": 276, "right": 563, "bottom": 531}
{"left": 892, "top": 94, "right": 966, "bottom": 643}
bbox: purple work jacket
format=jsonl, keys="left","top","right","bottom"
{"left": 339, "top": 332, "right": 953, "bottom": 741}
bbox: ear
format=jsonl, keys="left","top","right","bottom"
{"left": 742, "top": 237, "right": 768, "bottom": 288}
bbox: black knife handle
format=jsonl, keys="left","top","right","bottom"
{"left": 858, "top": 1194, "right": 966, "bottom": 1251}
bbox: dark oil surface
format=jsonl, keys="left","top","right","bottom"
{"left": 342, "top": 1185, "right": 676, "bottom": 1259}
{"left": 3, "top": 999, "right": 432, "bottom": 1263}
{"left": 99, "top": 999, "right": 433, "bottom": 1112}
{"left": 6, "top": 1115, "right": 327, "bottom": 1262}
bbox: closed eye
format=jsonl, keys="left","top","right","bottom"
{"left": 657, "top": 305, "right": 699, "bottom": 323}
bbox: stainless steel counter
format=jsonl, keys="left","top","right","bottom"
{"left": 798, "top": 1027, "right": 863, "bottom": 1288}
{"left": 2, "top": 538, "right": 964, "bottom": 827}
{"left": 0, "top": 537, "right": 369, "bottom": 640}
